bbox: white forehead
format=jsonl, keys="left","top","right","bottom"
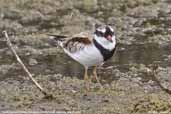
{"left": 96, "top": 25, "right": 114, "bottom": 33}
{"left": 108, "top": 26, "right": 114, "bottom": 32}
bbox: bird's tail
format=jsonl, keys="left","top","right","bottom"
{"left": 48, "top": 34, "right": 67, "bottom": 47}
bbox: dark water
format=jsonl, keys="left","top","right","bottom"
{"left": 41, "top": 43, "right": 171, "bottom": 84}
{"left": 113, "top": 43, "right": 171, "bottom": 70}
{"left": 1, "top": 40, "right": 171, "bottom": 82}
{"left": 42, "top": 43, "right": 170, "bottom": 70}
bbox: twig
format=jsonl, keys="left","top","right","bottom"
{"left": 151, "top": 65, "right": 171, "bottom": 95}
{"left": 2, "top": 31, "right": 52, "bottom": 98}
{"left": 147, "top": 22, "right": 171, "bottom": 95}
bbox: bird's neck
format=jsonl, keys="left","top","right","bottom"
{"left": 93, "top": 38, "right": 117, "bottom": 61}
{"left": 93, "top": 35, "right": 116, "bottom": 51}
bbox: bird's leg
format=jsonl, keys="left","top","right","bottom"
{"left": 92, "top": 66, "right": 103, "bottom": 89}
{"left": 92, "top": 66, "right": 99, "bottom": 82}
{"left": 84, "top": 66, "right": 90, "bottom": 90}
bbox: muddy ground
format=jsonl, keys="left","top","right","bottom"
{"left": 0, "top": 0, "right": 171, "bottom": 114}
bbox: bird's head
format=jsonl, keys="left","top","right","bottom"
{"left": 94, "top": 25, "right": 116, "bottom": 50}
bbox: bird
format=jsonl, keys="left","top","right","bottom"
{"left": 48, "top": 25, "right": 117, "bottom": 90}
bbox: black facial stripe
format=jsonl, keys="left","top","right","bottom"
{"left": 95, "top": 26, "right": 114, "bottom": 38}
{"left": 104, "top": 26, "right": 114, "bottom": 37}
{"left": 94, "top": 30, "right": 104, "bottom": 37}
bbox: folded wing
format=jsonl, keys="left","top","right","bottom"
{"left": 48, "top": 34, "right": 92, "bottom": 53}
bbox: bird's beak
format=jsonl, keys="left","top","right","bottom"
{"left": 106, "top": 35, "right": 113, "bottom": 42}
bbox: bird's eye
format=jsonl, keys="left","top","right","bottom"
{"left": 111, "top": 31, "right": 114, "bottom": 35}
{"left": 104, "top": 26, "right": 115, "bottom": 37}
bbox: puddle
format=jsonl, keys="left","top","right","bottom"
{"left": 110, "top": 43, "right": 171, "bottom": 70}
{"left": 1, "top": 42, "right": 170, "bottom": 83}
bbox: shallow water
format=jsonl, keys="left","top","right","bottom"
{"left": 1, "top": 42, "right": 170, "bottom": 82}
{"left": 45, "top": 43, "right": 169, "bottom": 68}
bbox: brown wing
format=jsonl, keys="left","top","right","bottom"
{"left": 64, "top": 37, "right": 92, "bottom": 53}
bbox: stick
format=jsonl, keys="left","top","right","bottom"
{"left": 2, "top": 31, "right": 51, "bottom": 97}
{"left": 151, "top": 65, "right": 171, "bottom": 95}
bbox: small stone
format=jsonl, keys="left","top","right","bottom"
{"left": 25, "top": 52, "right": 31, "bottom": 56}
{"left": 71, "top": 89, "right": 77, "bottom": 93}
{"left": 29, "top": 58, "right": 38, "bottom": 66}
{"left": 54, "top": 74, "right": 63, "bottom": 80}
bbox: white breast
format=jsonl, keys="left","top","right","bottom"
{"left": 64, "top": 44, "right": 103, "bottom": 67}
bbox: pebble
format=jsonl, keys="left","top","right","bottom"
{"left": 29, "top": 58, "right": 38, "bottom": 66}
